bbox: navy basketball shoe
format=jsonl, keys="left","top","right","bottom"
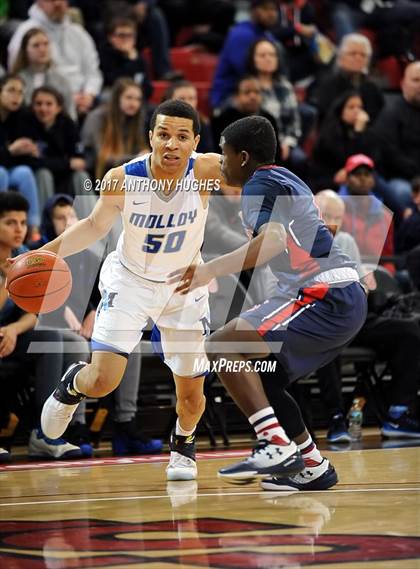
{"left": 218, "top": 439, "right": 304, "bottom": 483}
{"left": 261, "top": 458, "right": 338, "bottom": 491}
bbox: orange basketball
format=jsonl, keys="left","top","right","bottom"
{"left": 6, "top": 251, "right": 72, "bottom": 314}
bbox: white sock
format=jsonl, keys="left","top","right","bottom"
{"left": 175, "top": 418, "right": 195, "bottom": 437}
{"left": 248, "top": 407, "right": 290, "bottom": 445}
{"left": 298, "top": 436, "right": 323, "bottom": 467}
{"left": 73, "top": 370, "right": 85, "bottom": 395}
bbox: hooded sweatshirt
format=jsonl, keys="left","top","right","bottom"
{"left": 8, "top": 3, "right": 103, "bottom": 96}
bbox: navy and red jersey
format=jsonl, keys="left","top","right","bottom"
{"left": 241, "top": 166, "right": 356, "bottom": 294}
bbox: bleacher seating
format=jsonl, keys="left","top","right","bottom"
{"left": 144, "top": 46, "right": 216, "bottom": 115}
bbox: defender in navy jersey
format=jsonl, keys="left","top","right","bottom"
{"left": 169, "top": 116, "right": 367, "bottom": 491}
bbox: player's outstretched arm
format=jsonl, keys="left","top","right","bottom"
{"left": 207, "top": 221, "right": 287, "bottom": 276}
{"left": 167, "top": 222, "right": 287, "bottom": 294}
{"left": 39, "top": 167, "right": 125, "bottom": 258}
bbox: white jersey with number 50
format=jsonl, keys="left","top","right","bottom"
{"left": 116, "top": 152, "right": 207, "bottom": 282}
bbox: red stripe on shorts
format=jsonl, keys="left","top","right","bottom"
{"left": 257, "top": 283, "right": 330, "bottom": 336}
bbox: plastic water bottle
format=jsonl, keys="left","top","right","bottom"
{"left": 348, "top": 398, "right": 365, "bottom": 441}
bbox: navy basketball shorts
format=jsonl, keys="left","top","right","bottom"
{"left": 240, "top": 281, "right": 367, "bottom": 383}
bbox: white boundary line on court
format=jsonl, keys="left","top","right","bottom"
{"left": 1, "top": 446, "right": 416, "bottom": 474}
{"left": 1, "top": 486, "right": 420, "bottom": 507}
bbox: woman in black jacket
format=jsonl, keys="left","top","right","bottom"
{"left": 28, "top": 86, "right": 88, "bottom": 196}
{"left": 312, "top": 90, "right": 400, "bottom": 215}
{"left": 314, "top": 91, "right": 383, "bottom": 178}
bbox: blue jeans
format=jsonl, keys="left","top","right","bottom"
{"left": 387, "top": 178, "right": 413, "bottom": 211}
{"left": 0, "top": 165, "right": 40, "bottom": 227}
{"left": 374, "top": 175, "right": 412, "bottom": 219}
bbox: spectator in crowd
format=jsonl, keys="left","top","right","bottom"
{"left": 314, "top": 190, "right": 363, "bottom": 443}
{"left": 8, "top": 0, "right": 103, "bottom": 116}
{"left": 246, "top": 38, "right": 307, "bottom": 171}
{"left": 202, "top": 181, "right": 273, "bottom": 307}
{"left": 104, "top": 0, "right": 179, "bottom": 81}
{"left": 273, "top": 0, "right": 335, "bottom": 84}
{"left": 316, "top": 189, "right": 367, "bottom": 278}
{"left": 81, "top": 77, "right": 150, "bottom": 179}
{"left": 158, "top": 0, "right": 235, "bottom": 53}
{"left": 313, "top": 91, "right": 376, "bottom": 182}
{"left": 203, "top": 185, "right": 247, "bottom": 258}
{"left": 374, "top": 61, "right": 420, "bottom": 209}
{"left": 316, "top": 33, "right": 384, "bottom": 124}
{"left": 210, "top": 0, "right": 279, "bottom": 110}
{"left": 0, "top": 74, "right": 40, "bottom": 237}
{"left": 99, "top": 16, "right": 152, "bottom": 99}
{"left": 312, "top": 90, "right": 398, "bottom": 213}
{"left": 30, "top": 193, "right": 163, "bottom": 456}
{"left": 162, "top": 80, "right": 214, "bottom": 153}
{"left": 211, "top": 75, "right": 279, "bottom": 155}
{"left": 26, "top": 86, "right": 90, "bottom": 209}
{"left": 11, "top": 27, "right": 75, "bottom": 118}
{"left": 0, "top": 191, "right": 84, "bottom": 460}
{"left": 397, "top": 177, "right": 420, "bottom": 254}
{"left": 338, "top": 154, "right": 395, "bottom": 274}
{"left": 329, "top": 0, "right": 420, "bottom": 59}
{"left": 315, "top": 188, "right": 420, "bottom": 440}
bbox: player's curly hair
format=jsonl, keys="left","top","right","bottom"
{"left": 150, "top": 100, "right": 200, "bottom": 136}
{"left": 221, "top": 116, "right": 277, "bottom": 164}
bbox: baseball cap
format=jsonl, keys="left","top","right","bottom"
{"left": 345, "top": 154, "right": 375, "bottom": 174}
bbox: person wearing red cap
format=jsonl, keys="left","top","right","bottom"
{"left": 338, "top": 154, "right": 395, "bottom": 274}
{"left": 344, "top": 153, "right": 374, "bottom": 173}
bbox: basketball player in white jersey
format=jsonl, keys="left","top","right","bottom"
{"left": 36, "top": 100, "right": 227, "bottom": 480}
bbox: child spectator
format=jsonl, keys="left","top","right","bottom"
{"left": 114, "top": 0, "right": 180, "bottom": 80}
{"left": 99, "top": 17, "right": 152, "bottom": 100}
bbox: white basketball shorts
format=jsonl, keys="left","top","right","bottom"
{"left": 91, "top": 252, "right": 210, "bottom": 377}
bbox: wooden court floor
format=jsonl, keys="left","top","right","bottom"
{"left": 0, "top": 446, "right": 420, "bottom": 568}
